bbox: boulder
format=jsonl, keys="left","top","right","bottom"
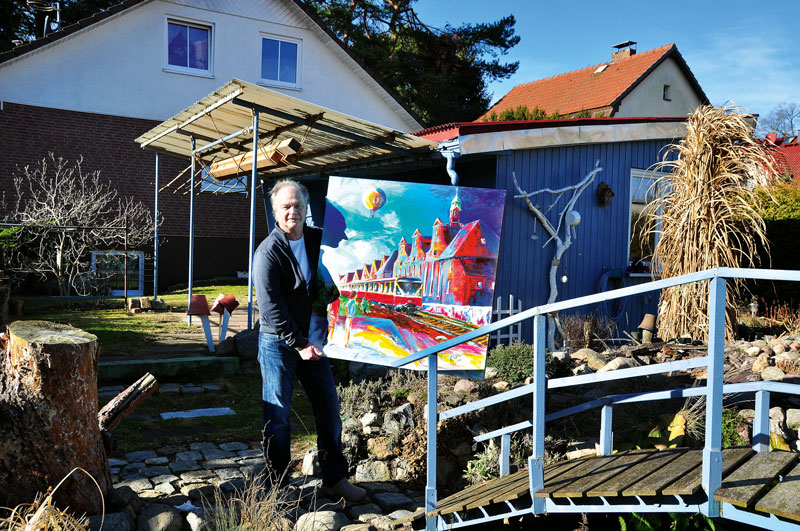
{"left": 295, "top": 511, "right": 350, "bottom": 531}
{"left": 136, "top": 503, "right": 183, "bottom": 531}
{"left": 752, "top": 353, "right": 770, "bottom": 374}
{"left": 234, "top": 326, "right": 259, "bottom": 360}
{"left": 761, "top": 366, "right": 785, "bottom": 381}
{"left": 383, "top": 403, "right": 414, "bottom": 434}
{"left": 571, "top": 348, "right": 597, "bottom": 361}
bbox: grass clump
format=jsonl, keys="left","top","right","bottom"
{"left": 211, "top": 472, "right": 301, "bottom": 531}
{"left": 487, "top": 341, "right": 556, "bottom": 384}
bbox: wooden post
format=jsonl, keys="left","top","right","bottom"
{"left": 0, "top": 321, "right": 111, "bottom": 514}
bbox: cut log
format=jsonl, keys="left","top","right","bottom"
{"left": 98, "top": 372, "right": 159, "bottom": 432}
{"left": 0, "top": 320, "right": 111, "bottom": 514}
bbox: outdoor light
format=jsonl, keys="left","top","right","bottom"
{"left": 561, "top": 275, "right": 568, "bottom": 284}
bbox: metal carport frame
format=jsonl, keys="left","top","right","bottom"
{"left": 136, "top": 79, "right": 437, "bottom": 328}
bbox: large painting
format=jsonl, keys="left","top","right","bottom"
{"left": 318, "top": 177, "right": 506, "bottom": 375}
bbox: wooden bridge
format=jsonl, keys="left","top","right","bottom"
{"left": 390, "top": 269, "right": 800, "bottom": 530}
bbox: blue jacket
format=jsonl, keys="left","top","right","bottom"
{"left": 253, "top": 224, "right": 321, "bottom": 349}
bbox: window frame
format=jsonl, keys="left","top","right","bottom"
{"left": 662, "top": 84, "right": 671, "bottom": 101}
{"left": 91, "top": 250, "right": 145, "bottom": 297}
{"left": 258, "top": 32, "right": 302, "bottom": 90}
{"left": 627, "top": 168, "right": 671, "bottom": 276}
{"left": 164, "top": 16, "right": 214, "bottom": 78}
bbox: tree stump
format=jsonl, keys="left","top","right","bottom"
{"left": 0, "top": 320, "right": 111, "bottom": 514}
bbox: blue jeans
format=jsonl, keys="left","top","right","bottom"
{"left": 258, "top": 329, "right": 348, "bottom": 486}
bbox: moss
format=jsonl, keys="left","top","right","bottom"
{"left": 9, "top": 320, "right": 97, "bottom": 345}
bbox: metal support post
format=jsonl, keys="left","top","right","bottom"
{"left": 600, "top": 404, "right": 613, "bottom": 455}
{"left": 702, "top": 276, "right": 725, "bottom": 517}
{"left": 753, "top": 390, "right": 770, "bottom": 453}
{"left": 247, "top": 111, "right": 259, "bottom": 330}
{"left": 187, "top": 137, "right": 196, "bottom": 325}
{"left": 153, "top": 153, "right": 159, "bottom": 299}
{"left": 529, "top": 313, "right": 546, "bottom": 514}
{"left": 425, "top": 353, "right": 438, "bottom": 531}
{"left": 500, "top": 433, "right": 510, "bottom": 477}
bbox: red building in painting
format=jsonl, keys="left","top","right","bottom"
{"left": 339, "top": 190, "right": 499, "bottom": 310}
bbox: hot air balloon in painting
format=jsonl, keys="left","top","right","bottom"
{"left": 362, "top": 187, "right": 386, "bottom": 218}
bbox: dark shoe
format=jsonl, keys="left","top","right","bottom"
{"left": 320, "top": 478, "right": 367, "bottom": 502}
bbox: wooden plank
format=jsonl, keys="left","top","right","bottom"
{"left": 587, "top": 449, "right": 684, "bottom": 497}
{"left": 465, "top": 473, "right": 530, "bottom": 510}
{"left": 754, "top": 461, "right": 800, "bottom": 522}
{"left": 552, "top": 450, "right": 653, "bottom": 498}
{"left": 535, "top": 454, "right": 622, "bottom": 498}
{"left": 714, "top": 451, "right": 798, "bottom": 507}
{"left": 435, "top": 470, "right": 527, "bottom": 516}
{"left": 662, "top": 447, "right": 754, "bottom": 496}
{"left": 621, "top": 449, "right": 699, "bottom": 497}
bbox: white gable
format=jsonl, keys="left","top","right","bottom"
{"left": 615, "top": 57, "right": 703, "bottom": 117}
{"left": 0, "top": 0, "right": 420, "bottom": 131}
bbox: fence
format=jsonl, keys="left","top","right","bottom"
{"left": 491, "top": 294, "right": 522, "bottom": 345}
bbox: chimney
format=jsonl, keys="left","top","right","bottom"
{"left": 612, "top": 41, "right": 637, "bottom": 61}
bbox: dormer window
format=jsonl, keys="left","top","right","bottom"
{"left": 166, "top": 18, "right": 213, "bottom": 76}
{"left": 663, "top": 84, "right": 671, "bottom": 101}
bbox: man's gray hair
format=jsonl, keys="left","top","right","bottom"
{"left": 269, "top": 179, "right": 309, "bottom": 215}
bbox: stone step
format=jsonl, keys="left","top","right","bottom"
{"left": 99, "top": 356, "right": 239, "bottom": 382}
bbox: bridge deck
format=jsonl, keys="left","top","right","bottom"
{"left": 395, "top": 448, "right": 800, "bottom": 527}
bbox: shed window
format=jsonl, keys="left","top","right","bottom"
{"left": 663, "top": 84, "right": 671, "bottom": 101}
{"left": 629, "top": 168, "right": 670, "bottom": 270}
{"left": 261, "top": 36, "right": 300, "bottom": 87}
{"left": 167, "top": 19, "right": 211, "bottom": 73}
{"left": 91, "top": 251, "right": 145, "bottom": 297}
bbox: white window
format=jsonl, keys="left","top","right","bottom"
{"left": 166, "top": 18, "right": 212, "bottom": 75}
{"left": 628, "top": 168, "right": 670, "bottom": 272}
{"left": 91, "top": 251, "right": 145, "bottom": 297}
{"left": 199, "top": 166, "right": 248, "bottom": 194}
{"left": 260, "top": 34, "right": 300, "bottom": 87}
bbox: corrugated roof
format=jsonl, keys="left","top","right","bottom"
{"left": 135, "top": 79, "right": 436, "bottom": 177}
{"left": 479, "top": 44, "right": 708, "bottom": 120}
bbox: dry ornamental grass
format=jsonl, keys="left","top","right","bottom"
{"left": 642, "top": 105, "right": 778, "bottom": 341}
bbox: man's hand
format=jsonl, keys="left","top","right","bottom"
{"left": 298, "top": 342, "right": 323, "bottom": 361}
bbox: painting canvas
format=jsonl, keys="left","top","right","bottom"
{"left": 317, "top": 177, "right": 506, "bottom": 376}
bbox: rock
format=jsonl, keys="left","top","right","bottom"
{"left": 585, "top": 352, "right": 608, "bottom": 371}
{"left": 360, "top": 482, "right": 399, "bottom": 495}
{"left": 347, "top": 503, "right": 383, "bottom": 521}
{"left": 360, "top": 412, "right": 380, "bottom": 428}
{"left": 484, "top": 366, "right": 499, "bottom": 379}
{"left": 752, "top": 353, "right": 770, "bottom": 374}
{"left": 88, "top": 511, "right": 136, "bottom": 531}
{"left": 175, "top": 451, "right": 204, "bottom": 462}
{"left": 118, "top": 476, "right": 153, "bottom": 493}
{"left": 551, "top": 351, "right": 568, "bottom": 362}
{"left": 445, "top": 393, "right": 464, "bottom": 407}
{"left": 302, "top": 449, "right": 321, "bottom": 476}
{"left": 571, "top": 348, "right": 596, "bottom": 361}
{"left": 126, "top": 450, "right": 158, "bottom": 463}
{"left": 216, "top": 336, "right": 237, "bottom": 356}
{"left": 597, "top": 357, "right": 637, "bottom": 373}
{"left": 180, "top": 483, "right": 216, "bottom": 502}
{"left": 762, "top": 346, "right": 775, "bottom": 357}
{"left": 142, "top": 466, "right": 172, "bottom": 478}
{"left": 145, "top": 457, "right": 169, "bottom": 465}
{"left": 745, "top": 346, "right": 762, "bottom": 357}
{"left": 154, "top": 483, "right": 176, "bottom": 495}
{"left": 355, "top": 461, "right": 391, "bottom": 482}
{"left": 572, "top": 364, "right": 589, "bottom": 376}
{"left": 201, "top": 448, "right": 234, "bottom": 460}
{"left": 771, "top": 419, "right": 789, "bottom": 441}
{"left": 137, "top": 503, "right": 183, "bottom": 531}
{"left": 753, "top": 339, "right": 767, "bottom": 348}
{"left": 454, "top": 379, "right": 476, "bottom": 395}
{"left": 295, "top": 511, "right": 350, "bottom": 531}
{"left": 773, "top": 343, "right": 787, "bottom": 355}
{"left": 233, "top": 326, "right": 260, "bottom": 360}
{"left": 388, "top": 509, "right": 415, "bottom": 521}
{"left": 373, "top": 492, "right": 415, "bottom": 512}
{"left": 791, "top": 342, "right": 800, "bottom": 352}
{"left": 180, "top": 470, "right": 216, "bottom": 483}
{"left": 761, "top": 366, "right": 785, "bottom": 381}
{"left": 215, "top": 468, "right": 244, "bottom": 481}
{"left": 770, "top": 407, "right": 786, "bottom": 423}
{"left": 565, "top": 438, "right": 598, "bottom": 460}
{"left": 492, "top": 381, "right": 509, "bottom": 392}
{"left": 524, "top": 376, "right": 534, "bottom": 385}
{"left": 738, "top": 409, "right": 756, "bottom": 420}
{"left": 185, "top": 511, "right": 215, "bottom": 531}
{"left": 367, "top": 437, "right": 397, "bottom": 460}
{"left": 383, "top": 403, "right": 414, "bottom": 434}
{"left": 341, "top": 524, "right": 372, "bottom": 531}
{"left": 787, "top": 409, "right": 800, "bottom": 431}
{"left": 391, "top": 459, "right": 412, "bottom": 482}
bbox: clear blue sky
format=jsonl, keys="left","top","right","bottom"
{"left": 414, "top": 0, "right": 799, "bottom": 119}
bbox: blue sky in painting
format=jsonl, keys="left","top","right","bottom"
{"left": 320, "top": 177, "right": 506, "bottom": 277}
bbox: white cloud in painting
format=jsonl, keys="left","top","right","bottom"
{"left": 321, "top": 238, "right": 391, "bottom": 280}
{"left": 382, "top": 211, "right": 400, "bottom": 230}
{"left": 345, "top": 228, "right": 360, "bottom": 239}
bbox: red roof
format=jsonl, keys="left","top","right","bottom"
{"left": 767, "top": 134, "right": 800, "bottom": 179}
{"left": 478, "top": 44, "right": 707, "bottom": 121}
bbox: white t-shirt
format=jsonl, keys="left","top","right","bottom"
{"left": 289, "top": 236, "right": 311, "bottom": 289}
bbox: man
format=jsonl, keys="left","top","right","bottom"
{"left": 253, "top": 178, "right": 365, "bottom": 501}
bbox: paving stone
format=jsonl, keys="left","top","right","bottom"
{"left": 169, "top": 461, "right": 201, "bottom": 474}
{"left": 219, "top": 479, "right": 246, "bottom": 494}
{"left": 189, "top": 442, "right": 218, "bottom": 451}
{"left": 156, "top": 445, "right": 187, "bottom": 456}
{"left": 203, "top": 458, "right": 238, "bottom": 469}
{"left": 215, "top": 467, "right": 244, "bottom": 481}
{"left": 159, "top": 383, "right": 182, "bottom": 393}
{"left": 155, "top": 482, "right": 177, "bottom": 495}
{"left": 142, "top": 466, "right": 172, "bottom": 478}
{"left": 373, "top": 492, "right": 415, "bottom": 512}
{"left": 201, "top": 448, "right": 235, "bottom": 460}
{"left": 145, "top": 457, "right": 170, "bottom": 465}
{"left": 361, "top": 482, "right": 399, "bottom": 495}
{"left": 237, "top": 457, "right": 265, "bottom": 467}
{"left": 174, "top": 451, "right": 203, "bottom": 462}
{"left": 219, "top": 442, "right": 248, "bottom": 452}
{"left": 110, "top": 467, "right": 120, "bottom": 475}
{"left": 201, "top": 384, "right": 222, "bottom": 391}
{"left": 180, "top": 483, "right": 217, "bottom": 502}
{"left": 348, "top": 503, "right": 382, "bottom": 520}
{"left": 108, "top": 457, "right": 127, "bottom": 467}
{"left": 180, "top": 470, "right": 216, "bottom": 483}
{"left": 125, "top": 450, "right": 158, "bottom": 462}
{"left": 116, "top": 475, "right": 153, "bottom": 493}
{"left": 151, "top": 474, "right": 180, "bottom": 485}
{"left": 121, "top": 462, "right": 146, "bottom": 474}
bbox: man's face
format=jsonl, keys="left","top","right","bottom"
{"left": 274, "top": 185, "right": 306, "bottom": 237}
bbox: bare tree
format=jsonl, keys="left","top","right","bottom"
{"left": 7, "top": 154, "right": 155, "bottom": 296}
{"left": 759, "top": 102, "right": 800, "bottom": 137}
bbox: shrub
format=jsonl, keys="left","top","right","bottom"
{"left": 488, "top": 341, "right": 555, "bottom": 384}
